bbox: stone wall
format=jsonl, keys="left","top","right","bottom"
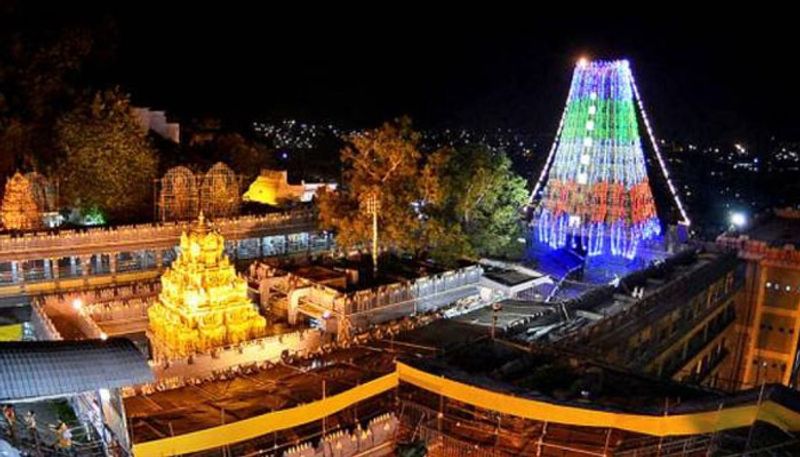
{"left": 252, "top": 262, "right": 482, "bottom": 340}
{"left": 150, "top": 329, "right": 322, "bottom": 383}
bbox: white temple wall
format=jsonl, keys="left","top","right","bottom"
{"left": 151, "top": 329, "right": 322, "bottom": 381}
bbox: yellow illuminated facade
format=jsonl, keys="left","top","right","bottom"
{"left": 148, "top": 213, "right": 267, "bottom": 360}
{"left": 242, "top": 169, "right": 336, "bottom": 206}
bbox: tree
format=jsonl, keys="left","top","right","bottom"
{"left": 216, "top": 133, "right": 274, "bottom": 180}
{"left": 319, "top": 118, "right": 528, "bottom": 265}
{"left": 317, "top": 117, "right": 429, "bottom": 256}
{"left": 0, "top": 26, "right": 103, "bottom": 175}
{"left": 56, "top": 89, "right": 158, "bottom": 222}
{"left": 430, "top": 144, "right": 528, "bottom": 259}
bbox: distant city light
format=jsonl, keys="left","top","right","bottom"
{"left": 730, "top": 212, "right": 747, "bottom": 228}
{"left": 577, "top": 56, "right": 589, "bottom": 68}
{"left": 72, "top": 298, "right": 83, "bottom": 310}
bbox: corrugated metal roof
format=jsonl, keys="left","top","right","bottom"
{"left": 0, "top": 338, "right": 153, "bottom": 401}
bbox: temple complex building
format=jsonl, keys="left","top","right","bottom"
{"left": 243, "top": 169, "right": 337, "bottom": 206}
{"left": 1, "top": 172, "right": 42, "bottom": 231}
{"left": 147, "top": 213, "right": 267, "bottom": 360}
{"left": 717, "top": 208, "right": 800, "bottom": 388}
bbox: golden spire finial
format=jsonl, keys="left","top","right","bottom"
{"left": 194, "top": 210, "right": 209, "bottom": 235}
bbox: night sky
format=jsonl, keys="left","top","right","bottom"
{"left": 6, "top": 5, "right": 798, "bottom": 142}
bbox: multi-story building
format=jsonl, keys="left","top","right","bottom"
{"left": 717, "top": 208, "right": 800, "bottom": 388}
{"left": 551, "top": 248, "right": 741, "bottom": 391}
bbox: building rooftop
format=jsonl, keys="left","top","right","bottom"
{"left": 518, "top": 248, "right": 738, "bottom": 346}
{"left": 125, "top": 347, "right": 393, "bottom": 443}
{"left": 291, "top": 265, "right": 347, "bottom": 285}
{"left": 0, "top": 338, "right": 153, "bottom": 401}
{"left": 483, "top": 268, "right": 541, "bottom": 287}
{"left": 743, "top": 213, "right": 800, "bottom": 247}
{"left": 400, "top": 336, "right": 723, "bottom": 414}
{"left": 283, "top": 254, "right": 460, "bottom": 292}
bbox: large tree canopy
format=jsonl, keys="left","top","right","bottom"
{"left": 318, "top": 118, "right": 528, "bottom": 264}
{"left": 216, "top": 133, "right": 274, "bottom": 180}
{"left": 56, "top": 88, "right": 158, "bottom": 222}
{"left": 318, "top": 117, "right": 430, "bottom": 255}
{"left": 0, "top": 22, "right": 111, "bottom": 177}
{"left": 432, "top": 144, "right": 529, "bottom": 259}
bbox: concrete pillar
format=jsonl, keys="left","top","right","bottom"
{"left": 44, "top": 258, "right": 52, "bottom": 279}
{"left": 155, "top": 250, "right": 163, "bottom": 269}
{"left": 10, "top": 261, "right": 20, "bottom": 283}
{"left": 70, "top": 256, "right": 77, "bottom": 276}
{"left": 94, "top": 254, "right": 102, "bottom": 274}
{"left": 79, "top": 256, "right": 91, "bottom": 276}
{"left": 109, "top": 253, "right": 117, "bottom": 275}
{"left": 51, "top": 258, "right": 60, "bottom": 280}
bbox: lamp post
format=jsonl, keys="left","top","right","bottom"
{"left": 361, "top": 191, "right": 380, "bottom": 275}
{"left": 491, "top": 302, "right": 503, "bottom": 340}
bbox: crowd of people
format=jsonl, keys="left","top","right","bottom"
{"left": 2, "top": 404, "right": 74, "bottom": 455}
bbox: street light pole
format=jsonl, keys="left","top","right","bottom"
{"left": 372, "top": 204, "right": 378, "bottom": 275}
{"left": 491, "top": 302, "right": 503, "bottom": 340}
{"left": 361, "top": 191, "right": 380, "bottom": 275}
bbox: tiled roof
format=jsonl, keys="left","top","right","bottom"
{"left": 0, "top": 338, "right": 153, "bottom": 401}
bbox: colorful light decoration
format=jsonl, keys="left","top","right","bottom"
{"left": 532, "top": 59, "right": 669, "bottom": 259}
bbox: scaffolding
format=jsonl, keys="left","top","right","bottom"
{"left": 157, "top": 166, "right": 199, "bottom": 222}
{"left": 155, "top": 163, "right": 243, "bottom": 222}
{"left": 199, "top": 162, "right": 241, "bottom": 218}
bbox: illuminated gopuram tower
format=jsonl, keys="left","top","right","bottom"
{"left": 148, "top": 213, "right": 267, "bottom": 360}
{"left": 531, "top": 58, "right": 689, "bottom": 260}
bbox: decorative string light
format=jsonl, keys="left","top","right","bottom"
{"left": 531, "top": 59, "right": 663, "bottom": 259}
{"left": 629, "top": 68, "right": 692, "bottom": 227}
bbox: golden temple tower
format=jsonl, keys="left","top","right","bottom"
{"left": 147, "top": 212, "right": 267, "bottom": 360}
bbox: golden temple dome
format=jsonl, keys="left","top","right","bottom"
{"left": 147, "top": 213, "right": 267, "bottom": 360}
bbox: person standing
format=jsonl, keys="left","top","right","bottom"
{"left": 2, "top": 405, "right": 16, "bottom": 441}
{"left": 24, "top": 410, "right": 40, "bottom": 454}
{"left": 54, "top": 421, "right": 73, "bottom": 456}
